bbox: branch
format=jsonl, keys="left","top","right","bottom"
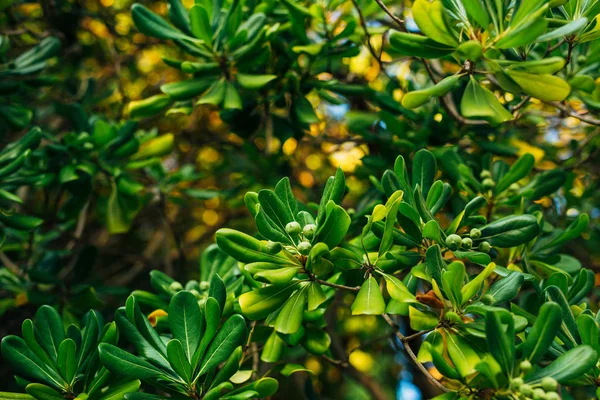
{"left": 547, "top": 101, "right": 600, "bottom": 126}
{"left": 381, "top": 313, "right": 449, "bottom": 393}
{"left": 372, "top": 0, "right": 406, "bottom": 31}
{"left": 315, "top": 278, "right": 360, "bottom": 292}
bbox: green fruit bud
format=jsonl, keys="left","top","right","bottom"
{"left": 470, "top": 228, "right": 481, "bottom": 239}
{"left": 265, "top": 241, "right": 282, "bottom": 254}
{"left": 520, "top": 360, "right": 532, "bottom": 373}
{"left": 169, "top": 282, "right": 183, "bottom": 292}
{"left": 285, "top": 221, "right": 302, "bottom": 235}
{"left": 541, "top": 377, "right": 557, "bottom": 392}
{"left": 480, "top": 170, "right": 491, "bottom": 179}
{"left": 190, "top": 289, "right": 202, "bottom": 299}
{"left": 533, "top": 388, "right": 545, "bottom": 400}
{"left": 199, "top": 281, "right": 210, "bottom": 291}
{"left": 509, "top": 183, "right": 520, "bottom": 192}
{"left": 446, "top": 234, "right": 462, "bottom": 250}
{"left": 298, "top": 241, "right": 312, "bottom": 255}
{"left": 481, "top": 294, "right": 495, "bottom": 305}
{"left": 462, "top": 237, "right": 473, "bottom": 249}
{"left": 521, "top": 384, "right": 533, "bottom": 396}
{"left": 479, "top": 241, "right": 491, "bottom": 253}
{"left": 510, "top": 377, "right": 524, "bottom": 390}
{"left": 303, "top": 223, "right": 317, "bottom": 239}
{"left": 482, "top": 178, "right": 495, "bottom": 188}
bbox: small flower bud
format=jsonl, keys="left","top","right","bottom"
{"left": 470, "top": 228, "right": 481, "bottom": 239}
{"left": 520, "top": 360, "right": 532, "bottom": 373}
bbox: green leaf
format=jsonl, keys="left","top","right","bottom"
{"left": 388, "top": 31, "right": 454, "bottom": 58}
{"left": 132, "top": 4, "right": 196, "bottom": 42}
{"left": 461, "top": 262, "right": 495, "bottom": 304}
{"left": 223, "top": 82, "right": 242, "bottom": 110}
{"left": 381, "top": 273, "right": 416, "bottom": 303}
{"left": 307, "top": 282, "right": 327, "bottom": 311}
{"left": 1, "top": 336, "right": 65, "bottom": 389}
{"left": 495, "top": 154, "right": 535, "bottom": 194}
{"left": 198, "top": 315, "right": 247, "bottom": 376}
{"left": 487, "top": 272, "right": 524, "bottom": 304}
{"left": 412, "top": 0, "right": 458, "bottom": 46}
{"left": 351, "top": 276, "right": 386, "bottom": 315}
{"left": 521, "top": 302, "right": 563, "bottom": 363}
{"left": 166, "top": 339, "right": 192, "bottom": 383}
{"left": 25, "top": 384, "right": 63, "bottom": 400}
{"left": 409, "top": 306, "right": 439, "bottom": 330}
{"left": 315, "top": 201, "right": 351, "bottom": 248}
{"left": 540, "top": 213, "right": 589, "bottom": 251}
{"left": 35, "top": 306, "right": 65, "bottom": 362}
{"left": 506, "top": 70, "right": 571, "bottom": 101}
{"left": 412, "top": 149, "right": 437, "bottom": 198}
{"left": 537, "top": 17, "right": 588, "bottom": 42}
{"left": 577, "top": 314, "right": 600, "bottom": 356}
{"left": 460, "top": 77, "right": 512, "bottom": 126}
{"left": 261, "top": 331, "right": 284, "bottom": 363}
{"left": 97, "top": 379, "right": 141, "bottom": 400}
{"left": 57, "top": 339, "right": 77, "bottom": 384}
{"left": 160, "top": 78, "right": 212, "bottom": 100}
{"left": 485, "top": 309, "right": 515, "bottom": 377}
{"left": 98, "top": 343, "right": 164, "bottom": 379}
{"left": 236, "top": 74, "right": 277, "bottom": 90}
{"left": 378, "top": 190, "right": 404, "bottom": 257}
{"left": 239, "top": 283, "right": 299, "bottom": 320}
{"left": 525, "top": 345, "right": 598, "bottom": 383}
{"left": 189, "top": 4, "right": 212, "bottom": 43}
{"left": 479, "top": 214, "right": 540, "bottom": 247}
{"left": 128, "top": 95, "right": 173, "bottom": 119}
{"left": 445, "top": 331, "right": 481, "bottom": 377}
{"left": 275, "top": 284, "right": 308, "bottom": 334}
{"left": 462, "top": 0, "right": 489, "bottom": 28}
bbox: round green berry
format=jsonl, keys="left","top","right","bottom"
{"left": 533, "top": 388, "right": 546, "bottom": 400}
{"left": 285, "top": 221, "right": 302, "bottom": 235}
{"left": 470, "top": 228, "right": 482, "bottom": 239}
{"left": 481, "top": 294, "right": 495, "bottom": 305}
{"left": 482, "top": 178, "right": 496, "bottom": 188}
{"left": 510, "top": 377, "right": 524, "bottom": 390}
{"left": 446, "top": 234, "right": 462, "bottom": 250}
{"left": 520, "top": 384, "right": 533, "bottom": 396}
{"left": 302, "top": 223, "right": 317, "bottom": 239}
{"left": 541, "top": 377, "right": 557, "bottom": 392}
{"left": 199, "top": 281, "right": 210, "bottom": 291}
{"left": 298, "top": 241, "right": 312, "bottom": 255}
{"left": 169, "top": 281, "right": 183, "bottom": 292}
{"left": 509, "top": 183, "right": 521, "bottom": 192}
{"left": 520, "top": 360, "right": 532, "bottom": 373}
{"left": 480, "top": 170, "right": 491, "bottom": 179}
{"left": 462, "top": 237, "right": 473, "bottom": 249}
{"left": 479, "top": 241, "right": 491, "bottom": 253}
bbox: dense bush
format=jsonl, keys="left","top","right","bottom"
{"left": 0, "top": 0, "right": 598, "bottom": 399}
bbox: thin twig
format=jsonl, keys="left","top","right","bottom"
{"left": 315, "top": 278, "right": 360, "bottom": 292}
{"left": 373, "top": 0, "right": 406, "bottom": 30}
{"left": 351, "top": 0, "right": 384, "bottom": 70}
{"left": 381, "top": 313, "right": 449, "bottom": 393}
{"left": 547, "top": 101, "right": 600, "bottom": 126}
